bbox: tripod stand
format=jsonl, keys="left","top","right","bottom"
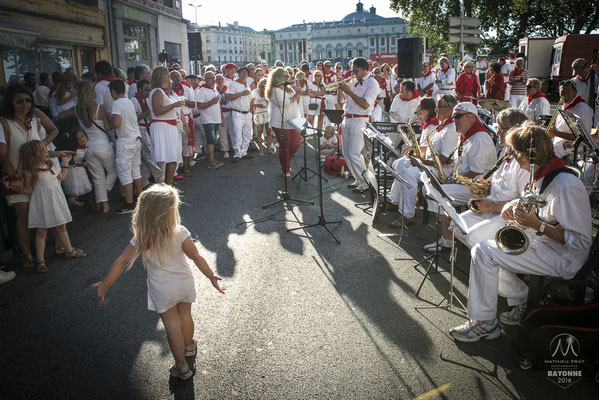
{"left": 288, "top": 123, "right": 342, "bottom": 243}
{"left": 263, "top": 84, "right": 313, "bottom": 209}
{"left": 292, "top": 127, "right": 320, "bottom": 188}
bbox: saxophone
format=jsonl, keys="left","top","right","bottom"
{"left": 453, "top": 141, "right": 492, "bottom": 202}
{"left": 403, "top": 114, "right": 423, "bottom": 159}
{"left": 546, "top": 97, "right": 564, "bottom": 134}
{"left": 426, "top": 128, "right": 448, "bottom": 180}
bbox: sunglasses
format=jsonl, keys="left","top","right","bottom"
{"left": 452, "top": 113, "right": 469, "bottom": 119}
{"left": 525, "top": 85, "right": 537, "bottom": 89}
{"left": 15, "top": 98, "right": 33, "bottom": 104}
{"left": 324, "top": 65, "right": 331, "bottom": 68}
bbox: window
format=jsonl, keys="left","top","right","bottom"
{"left": 164, "top": 41, "right": 180, "bottom": 62}
{"left": 228, "top": 37, "right": 231, "bottom": 43}
{"left": 358, "top": 49, "right": 363, "bottom": 57}
{"left": 2, "top": 46, "right": 74, "bottom": 84}
{"left": 370, "top": 38, "right": 375, "bottom": 46}
{"left": 164, "top": 0, "right": 173, "bottom": 7}
{"left": 327, "top": 50, "right": 332, "bottom": 58}
{"left": 380, "top": 37, "right": 385, "bottom": 45}
{"left": 348, "top": 49, "right": 353, "bottom": 57}
{"left": 391, "top": 36, "right": 396, "bottom": 45}
{"left": 206, "top": 36, "right": 210, "bottom": 43}
{"left": 208, "top": 56, "right": 211, "bottom": 62}
{"left": 288, "top": 43, "right": 293, "bottom": 50}
{"left": 279, "top": 43, "right": 283, "bottom": 51}
{"left": 123, "top": 23, "right": 149, "bottom": 62}
{"left": 207, "top": 47, "right": 211, "bottom": 53}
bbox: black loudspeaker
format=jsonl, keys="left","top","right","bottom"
{"left": 396, "top": 38, "right": 423, "bottom": 79}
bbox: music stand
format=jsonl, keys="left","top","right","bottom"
{"left": 290, "top": 117, "right": 320, "bottom": 188}
{"left": 323, "top": 109, "right": 345, "bottom": 159}
{"left": 416, "top": 174, "right": 469, "bottom": 312}
{"left": 375, "top": 157, "right": 413, "bottom": 240}
{"left": 287, "top": 122, "right": 342, "bottom": 243}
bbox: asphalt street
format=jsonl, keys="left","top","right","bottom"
{"left": 0, "top": 141, "right": 597, "bottom": 400}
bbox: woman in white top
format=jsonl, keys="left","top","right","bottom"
{"left": 148, "top": 66, "right": 185, "bottom": 186}
{"left": 50, "top": 70, "right": 78, "bottom": 119}
{"left": 250, "top": 77, "right": 273, "bottom": 156}
{"left": 307, "top": 70, "right": 326, "bottom": 132}
{"left": 267, "top": 67, "right": 302, "bottom": 176}
{"left": 475, "top": 56, "right": 488, "bottom": 88}
{"left": 75, "top": 81, "right": 117, "bottom": 214}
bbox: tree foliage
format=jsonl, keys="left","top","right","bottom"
{"left": 390, "top": 0, "right": 599, "bottom": 56}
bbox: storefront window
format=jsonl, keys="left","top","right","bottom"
{"left": 2, "top": 46, "right": 73, "bottom": 85}
{"left": 123, "top": 23, "right": 147, "bottom": 39}
{"left": 164, "top": 41, "right": 181, "bottom": 62}
{"left": 124, "top": 39, "right": 148, "bottom": 62}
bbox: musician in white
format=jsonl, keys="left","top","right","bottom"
{"left": 337, "top": 57, "right": 380, "bottom": 193}
{"left": 434, "top": 57, "right": 456, "bottom": 100}
{"left": 518, "top": 78, "right": 550, "bottom": 121}
{"left": 322, "top": 61, "right": 339, "bottom": 110}
{"left": 372, "top": 67, "right": 387, "bottom": 122}
{"left": 450, "top": 124, "right": 592, "bottom": 342}
{"left": 457, "top": 108, "right": 530, "bottom": 248}
{"left": 388, "top": 96, "right": 458, "bottom": 226}
{"left": 389, "top": 81, "right": 420, "bottom": 123}
{"left": 226, "top": 66, "right": 253, "bottom": 162}
{"left": 423, "top": 102, "right": 497, "bottom": 252}
{"left": 548, "top": 80, "right": 594, "bottom": 159}
{"left": 415, "top": 62, "right": 436, "bottom": 98}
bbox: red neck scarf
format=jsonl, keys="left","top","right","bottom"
{"left": 461, "top": 119, "right": 488, "bottom": 142}
{"left": 441, "top": 66, "right": 449, "bottom": 73}
{"left": 76, "top": 144, "right": 87, "bottom": 150}
{"left": 564, "top": 95, "right": 586, "bottom": 110}
{"left": 258, "top": 90, "right": 265, "bottom": 98}
{"left": 511, "top": 68, "right": 523, "bottom": 76}
{"left": 101, "top": 74, "right": 117, "bottom": 83}
{"left": 400, "top": 90, "right": 420, "bottom": 102}
{"left": 421, "top": 116, "right": 440, "bottom": 130}
{"left": 135, "top": 93, "right": 149, "bottom": 113}
{"left": 181, "top": 80, "right": 191, "bottom": 87}
{"left": 200, "top": 83, "right": 214, "bottom": 90}
{"left": 172, "top": 84, "right": 185, "bottom": 97}
{"left": 436, "top": 116, "right": 453, "bottom": 132}
{"left": 379, "top": 78, "right": 387, "bottom": 90}
{"left": 235, "top": 79, "right": 247, "bottom": 86}
{"left": 527, "top": 91, "right": 546, "bottom": 104}
{"left": 576, "top": 73, "right": 590, "bottom": 83}
{"left": 533, "top": 156, "right": 566, "bottom": 182}
{"left": 127, "top": 78, "right": 135, "bottom": 85}
{"left": 217, "top": 85, "right": 227, "bottom": 94}
{"left": 323, "top": 71, "right": 336, "bottom": 83}
{"left": 422, "top": 70, "right": 432, "bottom": 78}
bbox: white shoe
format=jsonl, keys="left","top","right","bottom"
{"left": 424, "top": 238, "right": 452, "bottom": 252}
{"left": 499, "top": 303, "right": 527, "bottom": 326}
{"left": 0, "top": 269, "right": 16, "bottom": 284}
{"left": 449, "top": 319, "right": 500, "bottom": 343}
{"left": 223, "top": 152, "right": 230, "bottom": 159}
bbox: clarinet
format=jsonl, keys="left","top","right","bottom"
{"left": 482, "top": 153, "right": 506, "bottom": 180}
{"left": 589, "top": 49, "right": 598, "bottom": 106}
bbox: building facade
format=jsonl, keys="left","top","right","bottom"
{"left": 0, "top": 0, "right": 110, "bottom": 85}
{"left": 192, "top": 22, "right": 274, "bottom": 68}
{"left": 274, "top": 2, "right": 409, "bottom": 66}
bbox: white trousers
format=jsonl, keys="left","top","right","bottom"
{"left": 509, "top": 94, "right": 526, "bottom": 108}
{"left": 467, "top": 240, "right": 560, "bottom": 321}
{"left": 341, "top": 117, "right": 368, "bottom": 186}
{"left": 231, "top": 111, "right": 252, "bottom": 158}
{"left": 193, "top": 120, "right": 205, "bottom": 153}
{"left": 139, "top": 130, "right": 163, "bottom": 185}
{"left": 426, "top": 183, "right": 472, "bottom": 212}
{"left": 220, "top": 111, "right": 231, "bottom": 152}
{"left": 116, "top": 140, "right": 142, "bottom": 185}
{"left": 86, "top": 142, "right": 117, "bottom": 203}
{"left": 456, "top": 211, "right": 505, "bottom": 249}
{"left": 389, "top": 158, "right": 423, "bottom": 218}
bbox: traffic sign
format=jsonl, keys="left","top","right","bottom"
{"left": 449, "top": 17, "right": 481, "bottom": 28}
{"left": 448, "top": 35, "right": 482, "bottom": 44}
{"left": 449, "top": 28, "right": 482, "bottom": 35}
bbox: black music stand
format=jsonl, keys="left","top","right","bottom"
{"left": 263, "top": 85, "right": 314, "bottom": 209}
{"left": 291, "top": 118, "right": 320, "bottom": 188}
{"left": 323, "top": 109, "right": 345, "bottom": 159}
{"left": 287, "top": 121, "right": 342, "bottom": 244}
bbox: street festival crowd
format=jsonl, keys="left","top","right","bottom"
{"left": 1, "top": 52, "right": 598, "bottom": 378}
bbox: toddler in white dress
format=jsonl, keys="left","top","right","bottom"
{"left": 63, "top": 129, "right": 92, "bottom": 207}
{"left": 92, "top": 184, "right": 225, "bottom": 380}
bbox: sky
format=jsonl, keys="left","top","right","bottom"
{"left": 182, "top": 0, "right": 403, "bottom": 31}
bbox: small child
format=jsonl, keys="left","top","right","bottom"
{"left": 320, "top": 124, "right": 338, "bottom": 160}
{"left": 63, "top": 128, "right": 92, "bottom": 207}
{"left": 91, "top": 184, "right": 225, "bottom": 380}
{"left": 21, "top": 140, "right": 86, "bottom": 273}
{"left": 109, "top": 78, "right": 142, "bottom": 214}
{"left": 250, "top": 78, "right": 273, "bottom": 156}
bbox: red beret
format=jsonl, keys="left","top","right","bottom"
{"left": 224, "top": 63, "right": 237, "bottom": 70}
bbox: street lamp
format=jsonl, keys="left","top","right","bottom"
{"left": 188, "top": 3, "right": 201, "bottom": 26}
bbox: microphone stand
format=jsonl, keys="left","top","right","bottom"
{"left": 287, "top": 123, "right": 342, "bottom": 243}
{"left": 263, "top": 82, "right": 313, "bottom": 209}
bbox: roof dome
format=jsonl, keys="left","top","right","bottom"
{"left": 342, "top": 2, "right": 384, "bottom": 22}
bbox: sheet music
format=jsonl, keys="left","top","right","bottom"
{"left": 288, "top": 117, "right": 318, "bottom": 137}
{"left": 560, "top": 110, "right": 599, "bottom": 151}
{"left": 374, "top": 157, "right": 413, "bottom": 189}
{"left": 421, "top": 172, "right": 469, "bottom": 235}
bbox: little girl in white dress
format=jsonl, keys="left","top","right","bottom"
{"left": 21, "top": 140, "right": 86, "bottom": 273}
{"left": 63, "top": 129, "right": 92, "bottom": 207}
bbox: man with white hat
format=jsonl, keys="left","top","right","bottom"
{"left": 423, "top": 101, "right": 497, "bottom": 252}
{"left": 226, "top": 66, "right": 253, "bottom": 162}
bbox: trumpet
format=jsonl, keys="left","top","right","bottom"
{"left": 324, "top": 76, "right": 355, "bottom": 89}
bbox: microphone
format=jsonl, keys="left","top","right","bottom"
{"left": 275, "top": 81, "right": 294, "bottom": 86}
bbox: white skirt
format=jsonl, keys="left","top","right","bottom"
{"left": 62, "top": 166, "right": 92, "bottom": 196}
{"left": 29, "top": 180, "right": 72, "bottom": 229}
{"left": 150, "top": 122, "right": 182, "bottom": 164}
{"left": 253, "top": 112, "right": 269, "bottom": 125}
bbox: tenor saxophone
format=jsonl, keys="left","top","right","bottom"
{"left": 453, "top": 141, "right": 492, "bottom": 201}
{"left": 546, "top": 97, "right": 564, "bottom": 134}
{"left": 403, "top": 114, "right": 423, "bottom": 159}
{"left": 426, "top": 128, "right": 448, "bottom": 180}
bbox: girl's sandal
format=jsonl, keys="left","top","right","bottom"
{"left": 65, "top": 249, "right": 87, "bottom": 259}
{"left": 36, "top": 261, "right": 48, "bottom": 273}
{"left": 20, "top": 254, "right": 34, "bottom": 269}
{"left": 54, "top": 247, "right": 83, "bottom": 257}
{"left": 183, "top": 167, "right": 191, "bottom": 174}
{"left": 169, "top": 362, "right": 193, "bottom": 380}
{"left": 184, "top": 340, "right": 197, "bottom": 357}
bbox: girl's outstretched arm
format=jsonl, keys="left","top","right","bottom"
{"left": 90, "top": 244, "right": 134, "bottom": 305}
{"left": 182, "top": 237, "right": 226, "bottom": 294}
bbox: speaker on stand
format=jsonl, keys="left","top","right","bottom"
{"left": 396, "top": 38, "right": 424, "bottom": 79}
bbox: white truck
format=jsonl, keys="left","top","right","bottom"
{"left": 518, "top": 37, "right": 555, "bottom": 78}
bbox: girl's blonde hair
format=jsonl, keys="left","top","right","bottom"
{"left": 20, "top": 140, "right": 50, "bottom": 186}
{"left": 75, "top": 80, "right": 96, "bottom": 128}
{"left": 265, "top": 67, "right": 289, "bottom": 100}
{"left": 127, "top": 184, "right": 181, "bottom": 270}
{"left": 151, "top": 66, "right": 169, "bottom": 90}
{"left": 506, "top": 121, "right": 555, "bottom": 166}
{"left": 258, "top": 77, "right": 267, "bottom": 90}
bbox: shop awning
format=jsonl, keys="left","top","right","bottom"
{"left": 0, "top": 27, "right": 39, "bottom": 50}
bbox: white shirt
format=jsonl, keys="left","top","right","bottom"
{"left": 196, "top": 86, "right": 222, "bottom": 124}
{"left": 436, "top": 68, "right": 456, "bottom": 91}
{"left": 487, "top": 147, "right": 529, "bottom": 203}
{"left": 50, "top": 90, "right": 77, "bottom": 118}
{"left": 34, "top": 85, "right": 50, "bottom": 108}
{"left": 476, "top": 61, "right": 487, "bottom": 74}
{"left": 268, "top": 87, "right": 298, "bottom": 129}
{"left": 572, "top": 74, "right": 599, "bottom": 104}
{"left": 553, "top": 97, "right": 594, "bottom": 158}
{"left": 519, "top": 95, "right": 551, "bottom": 121}
{"left": 227, "top": 80, "right": 251, "bottom": 112}
{"left": 95, "top": 80, "right": 119, "bottom": 114}
{"left": 389, "top": 93, "right": 420, "bottom": 123}
{"left": 111, "top": 97, "right": 140, "bottom": 142}
{"left": 176, "top": 85, "right": 194, "bottom": 116}
{"left": 500, "top": 62, "right": 512, "bottom": 76}
{"left": 415, "top": 72, "right": 436, "bottom": 96}
{"left": 128, "top": 82, "right": 138, "bottom": 99}
{"left": 425, "top": 120, "right": 460, "bottom": 177}
{"left": 458, "top": 130, "right": 497, "bottom": 175}
{"left": 131, "top": 96, "right": 150, "bottom": 134}
{"left": 530, "top": 172, "right": 592, "bottom": 279}
{"left": 344, "top": 74, "right": 379, "bottom": 115}
{"left": 251, "top": 88, "right": 268, "bottom": 112}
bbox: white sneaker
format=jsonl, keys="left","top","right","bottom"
{"left": 223, "top": 152, "right": 230, "bottom": 159}
{"left": 449, "top": 319, "right": 501, "bottom": 342}
{"left": 499, "top": 303, "right": 527, "bottom": 326}
{"left": 424, "top": 238, "right": 452, "bottom": 252}
{"left": 0, "top": 269, "right": 16, "bottom": 284}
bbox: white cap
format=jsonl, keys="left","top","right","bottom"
{"left": 453, "top": 102, "right": 478, "bottom": 115}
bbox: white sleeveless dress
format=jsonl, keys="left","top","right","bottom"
{"left": 28, "top": 159, "right": 72, "bottom": 228}
{"left": 4, "top": 118, "right": 41, "bottom": 205}
{"left": 148, "top": 88, "right": 182, "bottom": 164}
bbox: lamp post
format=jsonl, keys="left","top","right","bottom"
{"left": 188, "top": 3, "right": 201, "bottom": 26}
